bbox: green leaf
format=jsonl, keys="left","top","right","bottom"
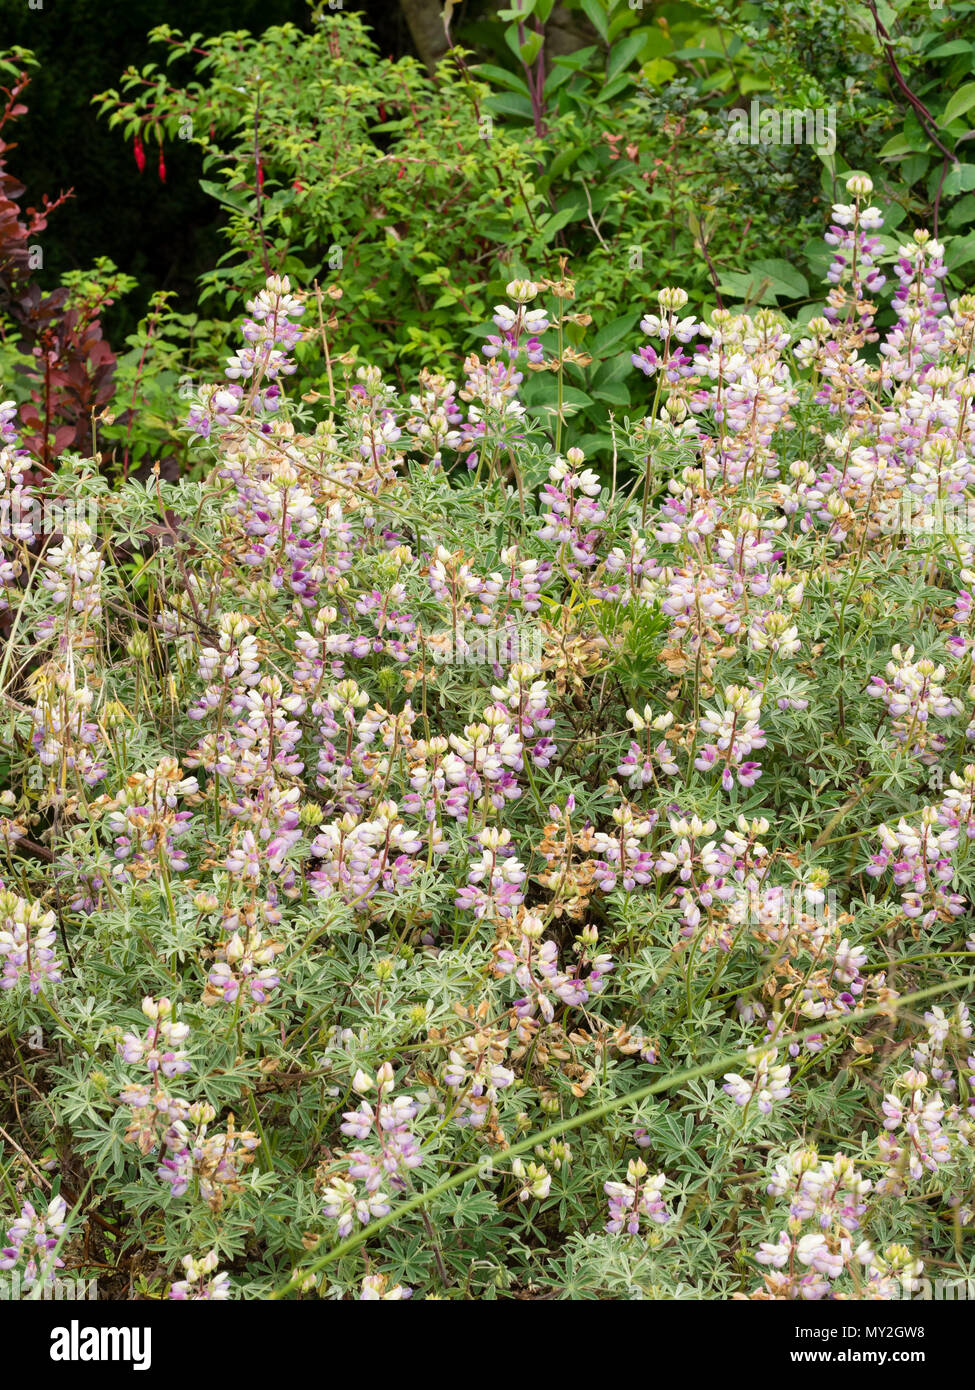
{"left": 579, "top": 0, "right": 608, "bottom": 42}
{"left": 543, "top": 61, "right": 579, "bottom": 97}
{"left": 606, "top": 33, "right": 646, "bottom": 84}
{"left": 591, "top": 351, "right": 634, "bottom": 387}
{"left": 923, "top": 39, "right": 968, "bottom": 58}
{"left": 641, "top": 57, "right": 677, "bottom": 86}
{"left": 597, "top": 73, "right": 638, "bottom": 104}
{"left": 573, "top": 431, "right": 614, "bottom": 457}
{"left": 878, "top": 131, "right": 922, "bottom": 159}
{"left": 699, "top": 68, "right": 735, "bottom": 95}
{"left": 750, "top": 258, "right": 809, "bottom": 299}
{"left": 536, "top": 144, "right": 589, "bottom": 193}
{"left": 553, "top": 188, "right": 588, "bottom": 220}
{"left": 483, "top": 92, "right": 535, "bottom": 120}
{"left": 944, "top": 82, "right": 975, "bottom": 126}
{"left": 592, "top": 313, "right": 640, "bottom": 356}
{"left": 718, "top": 258, "right": 807, "bottom": 306}
{"left": 519, "top": 32, "right": 544, "bottom": 67}
{"left": 947, "top": 230, "right": 975, "bottom": 271}
{"left": 901, "top": 152, "right": 931, "bottom": 185}
{"left": 608, "top": 10, "right": 637, "bottom": 42}
{"left": 639, "top": 26, "right": 676, "bottom": 59}
{"left": 198, "top": 178, "right": 249, "bottom": 212}
{"left": 474, "top": 64, "right": 531, "bottom": 97}
{"left": 669, "top": 46, "right": 726, "bottom": 60}
{"left": 923, "top": 39, "right": 973, "bottom": 58}
{"left": 536, "top": 206, "right": 576, "bottom": 241}
{"left": 591, "top": 380, "right": 632, "bottom": 406}
{"left": 946, "top": 193, "right": 975, "bottom": 228}
{"left": 546, "top": 46, "right": 598, "bottom": 75}
{"left": 944, "top": 161, "right": 975, "bottom": 197}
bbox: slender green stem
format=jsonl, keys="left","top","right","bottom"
{"left": 271, "top": 970, "right": 975, "bottom": 1297}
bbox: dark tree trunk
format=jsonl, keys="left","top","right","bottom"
{"left": 399, "top": 0, "right": 450, "bottom": 75}
{"left": 397, "top": 0, "right": 601, "bottom": 78}
{"left": 545, "top": 4, "right": 602, "bottom": 57}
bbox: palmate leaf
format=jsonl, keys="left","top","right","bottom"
{"left": 718, "top": 259, "right": 809, "bottom": 305}
{"left": 595, "top": 600, "right": 668, "bottom": 699}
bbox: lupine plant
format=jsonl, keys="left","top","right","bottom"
{"left": 3, "top": 173, "right": 975, "bottom": 1301}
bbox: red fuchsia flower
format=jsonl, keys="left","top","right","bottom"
{"left": 133, "top": 134, "right": 145, "bottom": 172}
{"left": 158, "top": 147, "right": 166, "bottom": 183}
